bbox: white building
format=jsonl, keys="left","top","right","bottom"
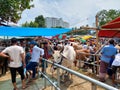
{"left": 45, "top": 17, "right": 69, "bottom": 28}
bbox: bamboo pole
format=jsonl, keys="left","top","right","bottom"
{"left": 95, "top": 15, "right": 99, "bottom": 49}
{"left": 79, "top": 27, "right": 120, "bottom": 31}
{"left": 95, "top": 15, "right": 100, "bottom": 74}
{"left": 69, "top": 27, "right": 120, "bottom": 34}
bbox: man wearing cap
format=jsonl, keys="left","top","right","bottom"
{"left": 26, "top": 40, "right": 44, "bottom": 79}
{"left": 0, "top": 38, "right": 26, "bottom": 90}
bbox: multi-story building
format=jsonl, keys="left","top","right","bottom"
{"left": 45, "top": 17, "right": 69, "bottom": 28}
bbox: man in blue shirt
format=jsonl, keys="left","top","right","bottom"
{"left": 99, "top": 39, "right": 117, "bottom": 82}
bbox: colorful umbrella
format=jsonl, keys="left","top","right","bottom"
{"left": 82, "top": 35, "right": 93, "bottom": 40}
{"left": 80, "top": 39, "right": 86, "bottom": 43}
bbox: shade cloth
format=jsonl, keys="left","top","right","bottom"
{"left": 98, "top": 17, "right": 120, "bottom": 38}
{"left": 0, "top": 26, "right": 71, "bottom": 36}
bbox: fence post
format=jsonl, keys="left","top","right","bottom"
{"left": 93, "top": 55, "right": 96, "bottom": 74}
{"left": 44, "top": 59, "right": 47, "bottom": 88}
{"left": 91, "top": 83, "right": 97, "bottom": 90}
{"left": 57, "top": 67, "right": 60, "bottom": 88}
{"left": 78, "top": 59, "right": 81, "bottom": 68}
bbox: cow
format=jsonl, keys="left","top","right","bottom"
{"left": 73, "top": 44, "right": 98, "bottom": 73}
{"left": 51, "top": 43, "right": 97, "bottom": 81}
{"left": 0, "top": 46, "right": 8, "bottom": 76}
{"left": 52, "top": 43, "right": 91, "bottom": 70}
{"left": 51, "top": 44, "right": 76, "bottom": 82}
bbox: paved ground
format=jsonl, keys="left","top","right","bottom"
{"left": 0, "top": 69, "right": 103, "bottom": 90}
{"left": 0, "top": 71, "right": 50, "bottom": 90}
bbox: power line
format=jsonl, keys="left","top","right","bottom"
{"left": 70, "top": 17, "right": 89, "bottom": 27}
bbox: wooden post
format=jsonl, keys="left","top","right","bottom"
{"left": 95, "top": 15, "right": 99, "bottom": 48}
{"left": 95, "top": 15, "right": 100, "bottom": 74}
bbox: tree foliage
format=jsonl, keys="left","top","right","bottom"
{"left": 67, "top": 25, "right": 89, "bottom": 35}
{"left": 97, "top": 9, "right": 120, "bottom": 26}
{"left": 35, "top": 15, "right": 46, "bottom": 27}
{"left": 22, "top": 21, "right": 39, "bottom": 27}
{"left": 22, "top": 15, "right": 46, "bottom": 28}
{"left": 51, "top": 26, "right": 63, "bottom": 28}
{"left": 0, "top": 0, "right": 33, "bottom": 24}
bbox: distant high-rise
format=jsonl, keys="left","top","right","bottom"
{"left": 45, "top": 17, "right": 69, "bottom": 28}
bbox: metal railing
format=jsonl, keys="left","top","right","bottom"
{"left": 77, "top": 53, "right": 100, "bottom": 74}
{"left": 40, "top": 58, "right": 118, "bottom": 90}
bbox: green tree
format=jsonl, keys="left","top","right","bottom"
{"left": 97, "top": 9, "right": 120, "bottom": 26}
{"left": 22, "top": 21, "right": 39, "bottom": 27}
{"left": 35, "top": 15, "right": 46, "bottom": 27}
{"left": 0, "top": 0, "right": 33, "bottom": 24}
{"left": 51, "top": 26, "right": 63, "bottom": 28}
{"left": 29, "top": 21, "right": 39, "bottom": 27}
{"left": 22, "top": 21, "right": 29, "bottom": 27}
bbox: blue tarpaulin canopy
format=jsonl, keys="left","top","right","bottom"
{"left": 0, "top": 26, "right": 71, "bottom": 36}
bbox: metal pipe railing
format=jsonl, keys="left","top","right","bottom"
{"left": 41, "top": 72, "right": 60, "bottom": 90}
{"left": 77, "top": 52, "right": 100, "bottom": 74}
{"left": 42, "top": 59, "right": 118, "bottom": 90}
{"left": 78, "top": 52, "right": 101, "bottom": 74}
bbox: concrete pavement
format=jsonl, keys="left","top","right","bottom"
{"left": 0, "top": 72, "right": 51, "bottom": 90}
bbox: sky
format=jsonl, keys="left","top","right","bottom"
{"left": 18, "top": 0, "right": 120, "bottom": 28}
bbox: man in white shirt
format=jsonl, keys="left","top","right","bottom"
{"left": 111, "top": 49, "right": 120, "bottom": 86}
{"left": 26, "top": 40, "right": 44, "bottom": 79}
{"left": 0, "top": 38, "right": 26, "bottom": 90}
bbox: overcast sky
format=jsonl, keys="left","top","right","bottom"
{"left": 18, "top": 0, "right": 120, "bottom": 28}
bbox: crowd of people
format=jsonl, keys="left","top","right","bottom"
{"left": 0, "top": 36, "right": 120, "bottom": 89}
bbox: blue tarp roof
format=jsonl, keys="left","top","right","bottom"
{"left": 0, "top": 27, "right": 72, "bottom": 36}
